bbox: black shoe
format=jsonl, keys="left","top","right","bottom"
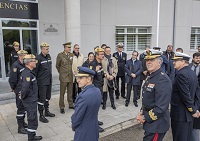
{"left": 60, "top": 109, "right": 65, "bottom": 114}
{"left": 111, "top": 104, "right": 116, "bottom": 110}
{"left": 39, "top": 115, "right": 49, "bottom": 123}
{"left": 28, "top": 135, "right": 42, "bottom": 141}
{"left": 23, "top": 122, "right": 28, "bottom": 128}
{"left": 121, "top": 95, "right": 126, "bottom": 99}
{"left": 134, "top": 102, "right": 138, "bottom": 107}
{"left": 98, "top": 121, "right": 103, "bottom": 126}
{"left": 102, "top": 105, "right": 106, "bottom": 110}
{"left": 18, "top": 126, "right": 28, "bottom": 134}
{"left": 99, "top": 126, "right": 104, "bottom": 133}
{"left": 116, "top": 96, "right": 119, "bottom": 99}
{"left": 69, "top": 106, "right": 74, "bottom": 109}
{"left": 125, "top": 103, "right": 129, "bottom": 107}
{"left": 45, "top": 111, "right": 55, "bottom": 117}
{"left": 101, "top": 101, "right": 104, "bottom": 105}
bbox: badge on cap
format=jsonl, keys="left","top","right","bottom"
{"left": 26, "top": 77, "right": 30, "bottom": 82}
{"left": 13, "top": 68, "right": 17, "bottom": 72}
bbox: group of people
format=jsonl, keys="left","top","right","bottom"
{"left": 7, "top": 39, "right": 200, "bottom": 141}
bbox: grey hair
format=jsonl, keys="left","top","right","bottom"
{"left": 23, "top": 58, "right": 32, "bottom": 65}
{"left": 156, "top": 57, "right": 163, "bottom": 65}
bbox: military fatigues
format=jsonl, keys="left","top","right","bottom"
{"left": 34, "top": 53, "right": 53, "bottom": 117}
{"left": 142, "top": 68, "right": 172, "bottom": 141}
{"left": 56, "top": 51, "right": 74, "bottom": 109}
{"left": 21, "top": 67, "right": 38, "bottom": 139}
{"left": 8, "top": 60, "right": 26, "bottom": 129}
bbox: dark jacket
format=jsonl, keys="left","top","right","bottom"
{"left": 161, "top": 55, "right": 169, "bottom": 73}
{"left": 10, "top": 50, "right": 18, "bottom": 64}
{"left": 82, "top": 59, "right": 90, "bottom": 68}
{"left": 34, "top": 53, "right": 52, "bottom": 85}
{"left": 113, "top": 52, "right": 127, "bottom": 76}
{"left": 21, "top": 67, "right": 38, "bottom": 103}
{"left": 166, "top": 60, "right": 175, "bottom": 83}
{"left": 171, "top": 66, "right": 200, "bottom": 122}
{"left": 125, "top": 59, "right": 143, "bottom": 85}
{"left": 139, "top": 53, "right": 148, "bottom": 80}
{"left": 142, "top": 68, "right": 172, "bottom": 133}
{"left": 163, "top": 50, "right": 175, "bottom": 61}
{"left": 71, "top": 84, "right": 102, "bottom": 141}
{"left": 8, "top": 60, "right": 25, "bottom": 94}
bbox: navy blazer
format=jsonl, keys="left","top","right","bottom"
{"left": 171, "top": 66, "right": 199, "bottom": 122}
{"left": 113, "top": 52, "right": 127, "bottom": 76}
{"left": 71, "top": 84, "right": 102, "bottom": 141}
{"left": 125, "top": 59, "right": 143, "bottom": 85}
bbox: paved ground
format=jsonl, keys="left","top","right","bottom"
{"left": 100, "top": 124, "right": 173, "bottom": 141}
{"left": 0, "top": 93, "right": 140, "bottom": 141}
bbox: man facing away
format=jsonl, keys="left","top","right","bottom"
{"left": 71, "top": 67, "right": 102, "bottom": 141}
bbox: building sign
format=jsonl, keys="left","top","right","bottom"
{"left": 0, "top": 0, "right": 38, "bottom": 19}
{"left": 43, "top": 23, "right": 59, "bottom": 36}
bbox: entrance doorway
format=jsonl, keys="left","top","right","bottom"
{"left": 0, "top": 19, "right": 39, "bottom": 80}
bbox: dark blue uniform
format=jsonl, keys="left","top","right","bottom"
{"left": 21, "top": 67, "right": 38, "bottom": 139}
{"left": 71, "top": 84, "right": 102, "bottom": 141}
{"left": 113, "top": 52, "right": 127, "bottom": 98}
{"left": 10, "top": 50, "right": 18, "bottom": 65}
{"left": 34, "top": 53, "right": 52, "bottom": 115}
{"left": 171, "top": 66, "right": 200, "bottom": 141}
{"left": 8, "top": 60, "right": 26, "bottom": 128}
{"left": 142, "top": 68, "right": 172, "bottom": 141}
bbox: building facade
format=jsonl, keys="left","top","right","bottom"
{"left": 0, "top": 0, "right": 200, "bottom": 80}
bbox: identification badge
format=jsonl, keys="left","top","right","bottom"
{"left": 13, "top": 68, "right": 17, "bottom": 72}
{"left": 147, "top": 83, "right": 155, "bottom": 88}
{"left": 26, "top": 77, "right": 30, "bottom": 82}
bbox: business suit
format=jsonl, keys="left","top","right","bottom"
{"left": 56, "top": 51, "right": 74, "bottom": 109}
{"left": 71, "top": 84, "right": 102, "bottom": 141}
{"left": 113, "top": 52, "right": 127, "bottom": 98}
{"left": 171, "top": 66, "right": 200, "bottom": 141}
{"left": 125, "top": 59, "right": 143, "bottom": 105}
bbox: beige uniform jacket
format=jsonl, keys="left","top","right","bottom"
{"left": 56, "top": 51, "right": 73, "bottom": 82}
{"left": 72, "top": 53, "right": 84, "bottom": 81}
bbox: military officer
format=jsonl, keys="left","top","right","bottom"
{"left": 171, "top": 52, "right": 200, "bottom": 141}
{"left": 113, "top": 42, "right": 127, "bottom": 99}
{"left": 56, "top": 42, "right": 74, "bottom": 114}
{"left": 21, "top": 54, "right": 42, "bottom": 141}
{"left": 34, "top": 42, "right": 55, "bottom": 123}
{"left": 136, "top": 49, "right": 172, "bottom": 141}
{"left": 10, "top": 41, "right": 20, "bottom": 65}
{"left": 9, "top": 50, "right": 28, "bottom": 134}
{"left": 71, "top": 67, "right": 102, "bottom": 141}
{"left": 88, "top": 47, "right": 105, "bottom": 132}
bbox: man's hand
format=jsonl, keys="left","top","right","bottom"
{"left": 109, "top": 75, "right": 114, "bottom": 80}
{"left": 18, "top": 92, "right": 21, "bottom": 99}
{"left": 192, "top": 110, "right": 200, "bottom": 118}
{"left": 96, "top": 65, "right": 101, "bottom": 71}
{"left": 10, "top": 89, "right": 14, "bottom": 92}
{"left": 131, "top": 73, "right": 136, "bottom": 78}
{"left": 136, "top": 113, "right": 145, "bottom": 124}
{"left": 143, "top": 71, "right": 148, "bottom": 76}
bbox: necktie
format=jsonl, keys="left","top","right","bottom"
{"left": 120, "top": 53, "right": 122, "bottom": 58}
{"left": 194, "top": 65, "right": 198, "bottom": 76}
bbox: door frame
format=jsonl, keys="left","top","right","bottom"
{"left": 0, "top": 18, "right": 40, "bottom": 81}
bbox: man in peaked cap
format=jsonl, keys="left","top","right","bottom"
{"left": 21, "top": 54, "right": 42, "bottom": 141}
{"left": 9, "top": 50, "right": 28, "bottom": 134}
{"left": 136, "top": 49, "right": 172, "bottom": 141}
{"left": 113, "top": 42, "right": 127, "bottom": 99}
{"left": 71, "top": 66, "right": 102, "bottom": 141}
{"left": 56, "top": 42, "right": 74, "bottom": 114}
{"left": 171, "top": 52, "right": 200, "bottom": 141}
{"left": 34, "top": 42, "right": 55, "bottom": 123}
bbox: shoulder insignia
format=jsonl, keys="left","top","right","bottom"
{"left": 26, "top": 77, "right": 30, "bottom": 82}
{"left": 89, "top": 66, "right": 93, "bottom": 69}
{"left": 13, "top": 68, "right": 17, "bottom": 72}
{"left": 161, "top": 72, "right": 164, "bottom": 75}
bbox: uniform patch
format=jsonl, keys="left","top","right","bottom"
{"left": 13, "top": 68, "right": 17, "bottom": 72}
{"left": 26, "top": 77, "right": 30, "bottom": 82}
{"left": 188, "top": 107, "right": 193, "bottom": 112}
{"left": 149, "top": 109, "right": 158, "bottom": 121}
{"left": 147, "top": 83, "right": 155, "bottom": 88}
{"left": 89, "top": 66, "right": 93, "bottom": 69}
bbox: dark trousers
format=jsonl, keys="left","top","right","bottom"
{"left": 103, "top": 86, "right": 114, "bottom": 106}
{"left": 72, "top": 79, "right": 81, "bottom": 102}
{"left": 15, "top": 94, "right": 26, "bottom": 126}
{"left": 24, "top": 102, "right": 38, "bottom": 139}
{"left": 143, "top": 131, "right": 166, "bottom": 141}
{"left": 171, "top": 119, "right": 193, "bottom": 141}
{"left": 38, "top": 85, "right": 52, "bottom": 113}
{"left": 115, "top": 75, "right": 125, "bottom": 97}
{"left": 126, "top": 84, "right": 139, "bottom": 104}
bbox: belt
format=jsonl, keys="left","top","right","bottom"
{"left": 142, "top": 105, "right": 152, "bottom": 112}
